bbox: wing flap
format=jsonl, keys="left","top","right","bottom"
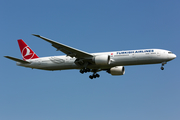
{"left": 4, "top": 56, "right": 30, "bottom": 64}
{"left": 32, "top": 34, "right": 93, "bottom": 58}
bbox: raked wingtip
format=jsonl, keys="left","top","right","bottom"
{"left": 32, "top": 34, "right": 41, "bottom": 37}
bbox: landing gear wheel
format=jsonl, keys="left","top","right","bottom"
{"left": 96, "top": 74, "right": 100, "bottom": 78}
{"left": 93, "top": 74, "right": 97, "bottom": 78}
{"left": 80, "top": 69, "right": 84, "bottom": 74}
{"left": 80, "top": 68, "right": 91, "bottom": 74}
{"left": 161, "top": 67, "right": 164, "bottom": 70}
{"left": 89, "top": 75, "right": 93, "bottom": 79}
{"left": 88, "top": 73, "right": 100, "bottom": 79}
{"left": 84, "top": 70, "right": 87, "bottom": 73}
{"left": 160, "top": 62, "right": 166, "bottom": 70}
{"left": 87, "top": 68, "right": 90, "bottom": 72}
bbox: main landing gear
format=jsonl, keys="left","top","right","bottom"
{"left": 161, "top": 62, "right": 167, "bottom": 70}
{"left": 80, "top": 68, "right": 90, "bottom": 74}
{"left": 79, "top": 68, "right": 100, "bottom": 79}
{"left": 89, "top": 73, "right": 100, "bottom": 79}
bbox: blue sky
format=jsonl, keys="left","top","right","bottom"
{"left": 0, "top": 0, "right": 179, "bottom": 120}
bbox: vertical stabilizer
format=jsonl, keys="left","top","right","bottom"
{"left": 17, "top": 39, "right": 39, "bottom": 60}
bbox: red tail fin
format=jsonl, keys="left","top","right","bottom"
{"left": 17, "top": 39, "right": 39, "bottom": 60}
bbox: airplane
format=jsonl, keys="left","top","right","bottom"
{"left": 5, "top": 34, "right": 176, "bottom": 79}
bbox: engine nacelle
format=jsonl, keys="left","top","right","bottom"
{"left": 108, "top": 66, "right": 125, "bottom": 76}
{"left": 93, "top": 55, "right": 110, "bottom": 65}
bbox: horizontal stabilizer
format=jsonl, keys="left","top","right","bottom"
{"left": 4, "top": 56, "right": 30, "bottom": 64}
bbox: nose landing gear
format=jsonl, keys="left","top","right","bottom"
{"left": 161, "top": 62, "right": 167, "bottom": 70}
{"left": 161, "top": 66, "right": 164, "bottom": 70}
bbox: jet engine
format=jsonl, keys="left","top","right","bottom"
{"left": 108, "top": 66, "right": 125, "bottom": 75}
{"left": 93, "top": 55, "right": 110, "bottom": 65}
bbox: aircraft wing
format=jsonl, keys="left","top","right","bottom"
{"left": 32, "top": 34, "right": 93, "bottom": 58}
{"left": 4, "top": 56, "right": 30, "bottom": 64}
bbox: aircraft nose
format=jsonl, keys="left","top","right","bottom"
{"left": 171, "top": 54, "right": 176, "bottom": 59}
{"left": 173, "top": 54, "right": 177, "bottom": 59}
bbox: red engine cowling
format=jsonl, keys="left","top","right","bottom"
{"left": 108, "top": 66, "right": 125, "bottom": 75}
{"left": 93, "top": 55, "right": 110, "bottom": 65}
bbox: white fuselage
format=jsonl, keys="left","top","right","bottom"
{"left": 17, "top": 49, "right": 176, "bottom": 70}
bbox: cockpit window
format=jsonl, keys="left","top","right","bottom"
{"left": 168, "top": 52, "right": 173, "bottom": 54}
